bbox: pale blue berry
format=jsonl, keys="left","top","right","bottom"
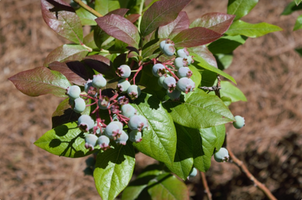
{"left": 84, "top": 80, "right": 93, "bottom": 93}
{"left": 174, "top": 57, "right": 188, "bottom": 69}
{"left": 162, "top": 43, "right": 175, "bottom": 56}
{"left": 177, "top": 48, "right": 189, "bottom": 58}
{"left": 152, "top": 63, "right": 166, "bottom": 77}
{"left": 104, "top": 121, "right": 123, "bottom": 139}
{"left": 214, "top": 147, "right": 229, "bottom": 162}
{"left": 160, "top": 40, "right": 167, "bottom": 51}
{"left": 85, "top": 134, "right": 98, "bottom": 151}
{"left": 98, "top": 97, "right": 109, "bottom": 110}
{"left": 121, "top": 104, "right": 137, "bottom": 118}
{"left": 177, "top": 67, "right": 192, "bottom": 78}
{"left": 117, "top": 79, "right": 131, "bottom": 93}
{"left": 177, "top": 77, "right": 195, "bottom": 93}
{"left": 167, "top": 89, "right": 181, "bottom": 100}
{"left": 78, "top": 115, "right": 94, "bottom": 132}
{"left": 97, "top": 135, "right": 110, "bottom": 150}
{"left": 92, "top": 74, "right": 107, "bottom": 88}
{"left": 186, "top": 55, "right": 194, "bottom": 65}
{"left": 158, "top": 76, "right": 166, "bottom": 87}
{"left": 233, "top": 115, "right": 245, "bottom": 129}
{"left": 117, "top": 64, "right": 131, "bottom": 78}
{"left": 66, "top": 85, "right": 81, "bottom": 99}
{"left": 188, "top": 167, "right": 198, "bottom": 178}
{"left": 129, "top": 130, "right": 142, "bottom": 143}
{"left": 127, "top": 85, "right": 141, "bottom": 100}
{"left": 163, "top": 76, "right": 176, "bottom": 93}
{"left": 128, "top": 115, "right": 148, "bottom": 131}
{"left": 116, "top": 130, "right": 129, "bottom": 145}
{"left": 73, "top": 97, "right": 86, "bottom": 113}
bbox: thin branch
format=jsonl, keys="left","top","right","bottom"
{"left": 200, "top": 172, "right": 212, "bottom": 200}
{"left": 227, "top": 148, "right": 277, "bottom": 200}
{"left": 73, "top": 0, "right": 103, "bottom": 17}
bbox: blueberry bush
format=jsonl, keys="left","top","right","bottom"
{"left": 9, "top": 0, "right": 282, "bottom": 199}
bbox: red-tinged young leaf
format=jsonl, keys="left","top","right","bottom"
{"left": 126, "top": 14, "right": 141, "bottom": 23}
{"left": 173, "top": 27, "right": 222, "bottom": 48}
{"left": 9, "top": 67, "right": 71, "bottom": 97}
{"left": 43, "top": 44, "right": 89, "bottom": 67}
{"left": 49, "top": 61, "right": 91, "bottom": 85}
{"left": 96, "top": 14, "right": 140, "bottom": 48}
{"left": 159, "top": 11, "right": 190, "bottom": 39}
{"left": 188, "top": 45, "right": 218, "bottom": 68}
{"left": 82, "top": 55, "right": 116, "bottom": 79}
{"left": 190, "top": 13, "right": 235, "bottom": 34}
{"left": 140, "top": 0, "right": 191, "bottom": 37}
{"left": 41, "top": 0, "right": 83, "bottom": 44}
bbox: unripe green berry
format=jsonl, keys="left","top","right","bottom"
{"left": 78, "top": 115, "right": 94, "bottom": 132}
{"left": 117, "top": 79, "right": 131, "bottom": 93}
{"left": 188, "top": 167, "right": 197, "bottom": 178}
{"left": 85, "top": 134, "right": 98, "bottom": 151}
{"left": 117, "top": 64, "right": 131, "bottom": 78}
{"left": 214, "top": 147, "right": 229, "bottom": 162}
{"left": 233, "top": 115, "right": 245, "bottom": 129}
{"left": 129, "top": 130, "right": 142, "bottom": 143}
{"left": 127, "top": 85, "right": 141, "bottom": 100}
{"left": 121, "top": 104, "right": 137, "bottom": 118}
{"left": 97, "top": 135, "right": 110, "bottom": 150}
{"left": 116, "top": 130, "right": 129, "bottom": 145}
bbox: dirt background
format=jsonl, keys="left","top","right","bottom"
{"left": 1, "top": 0, "right": 302, "bottom": 199}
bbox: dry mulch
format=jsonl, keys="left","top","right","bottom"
{"left": 1, "top": 0, "right": 302, "bottom": 199}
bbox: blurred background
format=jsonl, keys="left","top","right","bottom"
{"left": 1, "top": 0, "right": 302, "bottom": 199}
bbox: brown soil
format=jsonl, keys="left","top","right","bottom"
{"left": 1, "top": 0, "right": 302, "bottom": 199}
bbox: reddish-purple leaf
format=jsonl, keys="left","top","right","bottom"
{"left": 9, "top": 67, "right": 71, "bottom": 97}
{"left": 126, "top": 14, "right": 141, "bottom": 23}
{"left": 159, "top": 11, "right": 190, "bottom": 39}
{"left": 107, "top": 8, "right": 129, "bottom": 17}
{"left": 140, "top": 0, "right": 191, "bottom": 37}
{"left": 41, "top": 0, "right": 83, "bottom": 44}
{"left": 188, "top": 45, "right": 218, "bottom": 68}
{"left": 190, "top": 13, "right": 235, "bottom": 34}
{"left": 43, "top": 44, "right": 88, "bottom": 67}
{"left": 49, "top": 61, "right": 88, "bottom": 85}
{"left": 173, "top": 27, "right": 222, "bottom": 48}
{"left": 82, "top": 55, "right": 116, "bottom": 79}
{"left": 95, "top": 14, "right": 140, "bottom": 48}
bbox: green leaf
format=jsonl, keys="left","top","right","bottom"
{"left": 190, "top": 12, "right": 235, "bottom": 34}
{"left": 208, "top": 35, "right": 247, "bottom": 54}
{"left": 189, "top": 65, "right": 201, "bottom": 88}
{"left": 164, "top": 89, "right": 235, "bottom": 129}
{"left": 173, "top": 27, "right": 222, "bottom": 48}
{"left": 96, "top": 14, "right": 140, "bottom": 48}
{"left": 34, "top": 122, "right": 93, "bottom": 158}
{"left": 226, "top": 20, "right": 283, "bottom": 38}
{"left": 76, "top": 6, "right": 97, "bottom": 25}
{"left": 165, "top": 124, "right": 194, "bottom": 180}
{"left": 140, "top": 0, "right": 191, "bottom": 37}
{"left": 131, "top": 93, "right": 177, "bottom": 165}
{"left": 220, "top": 81, "right": 247, "bottom": 102}
{"left": 41, "top": 0, "right": 83, "bottom": 44}
{"left": 9, "top": 67, "right": 71, "bottom": 97}
{"left": 83, "top": 30, "right": 99, "bottom": 50}
{"left": 94, "top": 143, "right": 135, "bottom": 200}
{"left": 215, "top": 54, "right": 233, "bottom": 70}
{"left": 295, "top": 47, "right": 302, "bottom": 57}
{"left": 281, "top": 2, "right": 302, "bottom": 15}
{"left": 95, "top": 0, "right": 121, "bottom": 15}
{"left": 122, "top": 165, "right": 162, "bottom": 200}
{"left": 191, "top": 52, "right": 236, "bottom": 84}
{"left": 294, "top": 14, "right": 302, "bottom": 30}
{"left": 158, "top": 11, "right": 190, "bottom": 39}
{"left": 227, "top": 0, "right": 258, "bottom": 21}
{"left": 192, "top": 125, "right": 225, "bottom": 172}
{"left": 43, "top": 44, "right": 88, "bottom": 67}
{"left": 147, "top": 173, "right": 189, "bottom": 200}
{"left": 296, "top": 0, "right": 302, "bottom": 6}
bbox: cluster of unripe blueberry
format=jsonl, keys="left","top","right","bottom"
{"left": 65, "top": 64, "right": 147, "bottom": 151}
{"left": 154, "top": 39, "right": 195, "bottom": 99}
